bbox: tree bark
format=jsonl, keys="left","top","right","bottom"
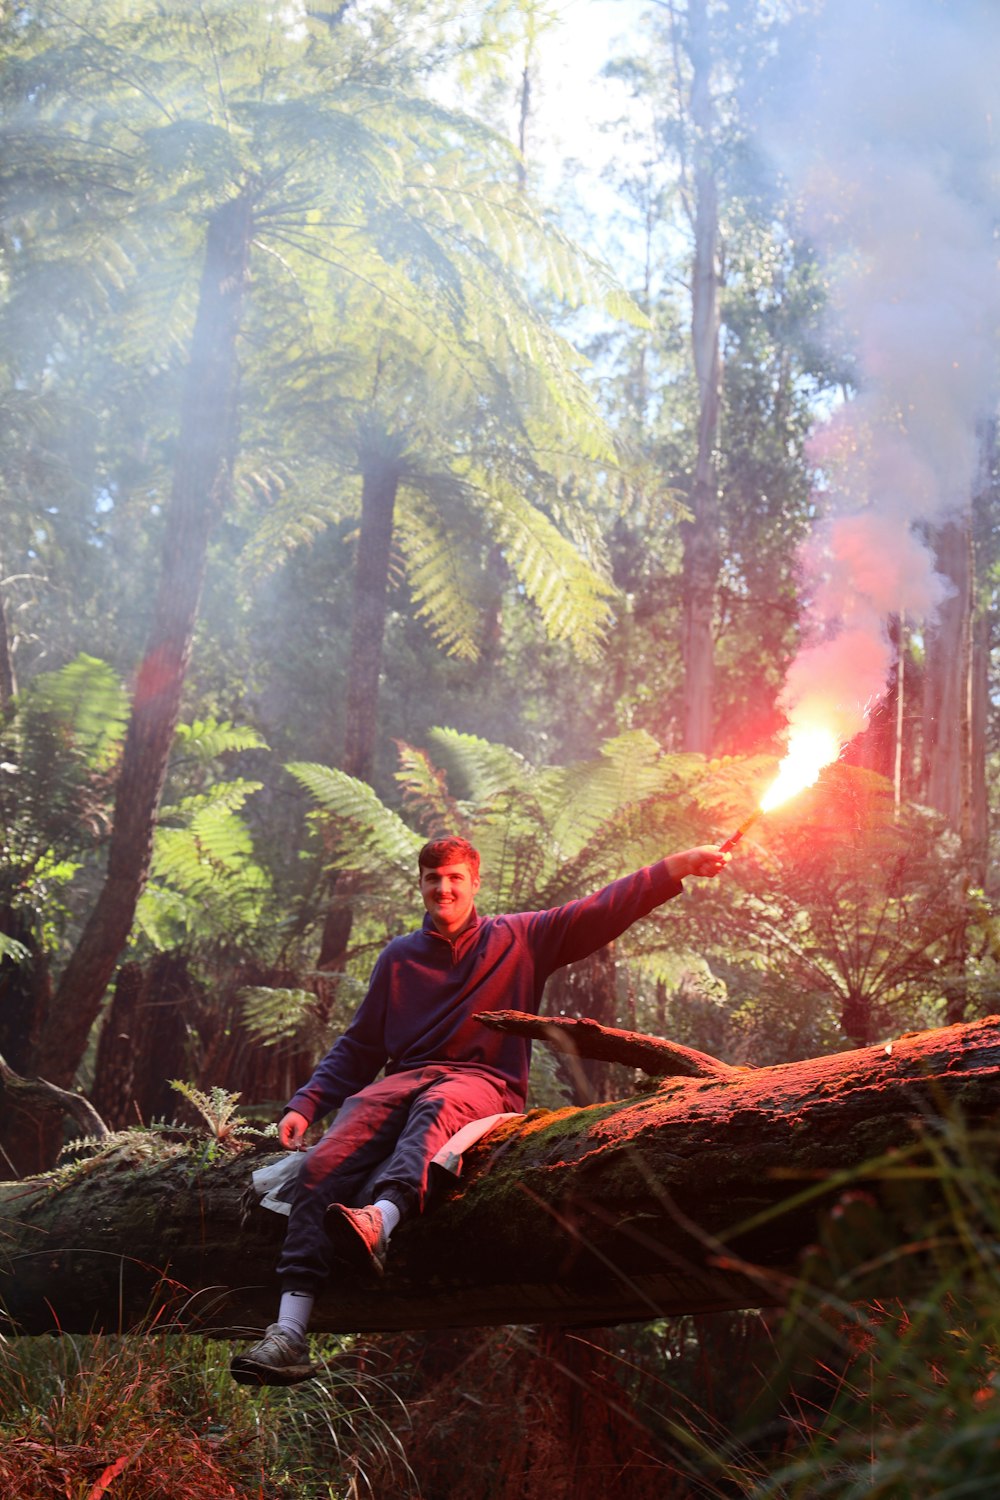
{"left": 679, "top": 0, "right": 721, "bottom": 754}
{"left": 34, "top": 191, "right": 254, "bottom": 1091}
{"left": 921, "top": 512, "right": 972, "bottom": 832}
{"left": 341, "top": 433, "right": 403, "bottom": 784}
{"left": 969, "top": 607, "right": 989, "bottom": 885}
{"left": 0, "top": 907, "right": 53, "bottom": 1175}
{"left": 0, "top": 561, "right": 16, "bottom": 710}
{"left": 316, "top": 433, "right": 403, "bottom": 974}
{"left": 90, "top": 955, "right": 200, "bottom": 1131}
{"left": 2, "top": 1014, "right": 999, "bottom": 1338}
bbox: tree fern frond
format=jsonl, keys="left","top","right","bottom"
{"left": 150, "top": 815, "right": 265, "bottom": 898}
{"left": 0, "top": 933, "right": 30, "bottom": 966}
{"left": 285, "top": 761, "right": 422, "bottom": 874}
{"left": 173, "top": 718, "right": 268, "bottom": 763}
{"left": 166, "top": 780, "right": 264, "bottom": 821}
{"left": 423, "top": 728, "right": 530, "bottom": 806}
{"left": 188, "top": 803, "right": 266, "bottom": 866}
{"left": 537, "top": 776, "right": 706, "bottom": 909}
{"left": 393, "top": 741, "right": 465, "bottom": 838}
{"left": 237, "top": 460, "right": 357, "bottom": 575}
{"left": 394, "top": 484, "right": 482, "bottom": 659}
{"left": 467, "top": 788, "right": 559, "bottom": 913}
{"left": 240, "top": 985, "right": 322, "bottom": 1048}
{"left": 24, "top": 654, "right": 129, "bottom": 772}
{"left": 408, "top": 162, "right": 646, "bottom": 327}
{"left": 137, "top": 781, "right": 272, "bottom": 950}
{"left": 579, "top": 730, "right": 672, "bottom": 813}
{"left": 480, "top": 478, "right": 618, "bottom": 660}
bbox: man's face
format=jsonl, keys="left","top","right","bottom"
{"left": 419, "top": 860, "right": 480, "bottom": 936}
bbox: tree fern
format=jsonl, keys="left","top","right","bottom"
{"left": 479, "top": 475, "right": 617, "bottom": 660}
{"left": 172, "top": 717, "right": 268, "bottom": 764}
{"left": 393, "top": 742, "right": 465, "bottom": 838}
{"left": 24, "top": 655, "right": 130, "bottom": 773}
{"left": 285, "top": 762, "right": 422, "bottom": 876}
{"left": 0, "top": 657, "right": 128, "bottom": 921}
{"left": 393, "top": 478, "right": 486, "bottom": 659}
{"left": 424, "top": 728, "right": 532, "bottom": 806}
{"left": 135, "top": 780, "right": 271, "bottom": 950}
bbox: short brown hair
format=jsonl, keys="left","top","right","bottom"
{"left": 418, "top": 836, "right": 480, "bottom": 877}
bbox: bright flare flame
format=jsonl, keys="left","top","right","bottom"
{"left": 759, "top": 725, "right": 842, "bottom": 813}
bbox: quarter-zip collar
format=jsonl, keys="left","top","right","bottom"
{"left": 422, "top": 907, "right": 481, "bottom": 960}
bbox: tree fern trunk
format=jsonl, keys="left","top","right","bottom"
{"left": 342, "top": 437, "right": 402, "bottom": 783}
{"left": 91, "top": 955, "right": 198, "bottom": 1130}
{"left": 0, "top": 905, "right": 52, "bottom": 1175}
{"left": 35, "top": 190, "right": 254, "bottom": 1093}
{"left": 316, "top": 438, "right": 402, "bottom": 974}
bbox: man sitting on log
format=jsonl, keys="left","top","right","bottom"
{"left": 231, "top": 833, "right": 728, "bottom": 1384}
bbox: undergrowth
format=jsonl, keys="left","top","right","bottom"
{"left": 728, "top": 1116, "right": 1000, "bottom": 1498}
{"left": 0, "top": 1328, "right": 412, "bottom": 1499}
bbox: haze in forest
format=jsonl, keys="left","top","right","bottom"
{"left": 751, "top": 0, "right": 1000, "bottom": 746}
{"left": 3, "top": 4, "right": 1000, "bottom": 1493}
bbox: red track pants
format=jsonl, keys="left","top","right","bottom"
{"left": 277, "top": 1065, "right": 512, "bottom": 1293}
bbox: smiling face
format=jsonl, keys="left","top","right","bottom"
{"left": 419, "top": 859, "right": 481, "bottom": 937}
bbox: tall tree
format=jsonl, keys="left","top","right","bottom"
{"left": 2, "top": 0, "right": 641, "bottom": 1102}
{"left": 37, "top": 190, "right": 253, "bottom": 1088}
{"left": 676, "top": 0, "right": 723, "bottom": 753}
{"left": 577, "top": 4, "right": 831, "bottom": 757}
{"left": 921, "top": 420, "right": 994, "bottom": 883}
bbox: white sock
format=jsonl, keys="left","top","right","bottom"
{"left": 374, "top": 1198, "right": 401, "bottom": 1238}
{"left": 277, "top": 1289, "right": 314, "bottom": 1338}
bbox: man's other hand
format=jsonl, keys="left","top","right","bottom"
{"left": 280, "top": 1109, "right": 310, "bottom": 1150}
{"left": 665, "top": 846, "right": 730, "bottom": 881}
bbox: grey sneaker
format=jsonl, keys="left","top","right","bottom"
{"left": 230, "top": 1323, "right": 315, "bottom": 1386}
{"left": 325, "top": 1202, "right": 388, "bottom": 1277}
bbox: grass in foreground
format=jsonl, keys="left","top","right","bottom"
{"left": 0, "top": 1327, "right": 412, "bottom": 1499}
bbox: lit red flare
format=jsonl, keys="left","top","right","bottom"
{"left": 720, "top": 723, "right": 842, "bottom": 852}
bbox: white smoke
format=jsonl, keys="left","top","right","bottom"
{"left": 760, "top": 0, "right": 1000, "bottom": 742}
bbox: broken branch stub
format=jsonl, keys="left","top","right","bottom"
{"left": 475, "top": 1009, "right": 741, "bottom": 1079}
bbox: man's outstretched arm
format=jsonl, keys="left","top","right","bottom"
{"left": 527, "top": 845, "right": 730, "bottom": 974}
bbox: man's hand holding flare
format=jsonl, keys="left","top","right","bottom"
{"left": 665, "top": 845, "right": 731, "bottom": 881}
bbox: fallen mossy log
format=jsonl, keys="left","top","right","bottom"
{"left": 2, "top": 1015, "right": 999, "bottom": 1339}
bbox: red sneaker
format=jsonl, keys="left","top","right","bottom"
{"left": 324, "top": 1202, "right": 388, "bottom": 1277}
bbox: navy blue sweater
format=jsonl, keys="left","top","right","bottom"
{"left": 287, "top": 859, "right": 685, "bottom": 1121}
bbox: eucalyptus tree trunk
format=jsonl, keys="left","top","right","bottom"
{"left": 679, "top": 0, "right": 722, "bottom": 754}
{"left": 969, "top": 609, "right": 989, "bottom": 885}
{"left": 923, "top": 494, "right": 991, "bottom": 1022}
{"left": 921, "top": 511, "right": 972, "bottom": 834}
{"left": 967, "top": 418, "right": 994, "bottom": 887}
{"left": 33, "top": 190, "right": 254, "bottom": 1093}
